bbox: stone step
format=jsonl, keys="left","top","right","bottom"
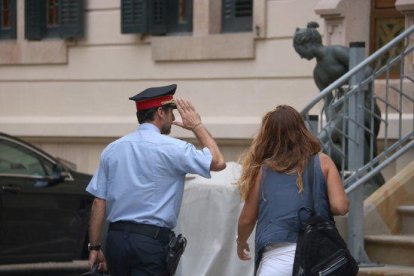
{"left": 397, "top": 205, "right": 414, "bottom": 234}
{"left": 358, "top": 264, "right": 414, "bottom": 276}
{"left": 365, "top": 235, "right": 414, "bottom": 266}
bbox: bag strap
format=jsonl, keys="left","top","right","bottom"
{"left": 307, "top": 155, "right": 316, "bottom": 212}
{"left": 307, "top": 154, "right": 335, "bottom": 222}
{"left": 297, "top": 155, "right": 316, "bottom": 224}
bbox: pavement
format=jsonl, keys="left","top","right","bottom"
{"left": 358, "top": 264, "right": 414, "bottom": 275}
{"left": 0, "top": 260, "right": 90, "bottom": 276}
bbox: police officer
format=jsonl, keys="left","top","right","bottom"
{"left": 86, "top": 84, "right": 226, "bottom": 275}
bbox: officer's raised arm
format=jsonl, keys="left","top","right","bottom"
{"left": 173, "top": 98, "right": 226, "bottom": 171}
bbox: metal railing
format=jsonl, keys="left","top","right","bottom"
{"left": 301, "top": 25, "right": 414, "bottom": 263}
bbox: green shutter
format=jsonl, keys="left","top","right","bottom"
{"left": 10, "top": 0, "right": 17, "bottom": 39}
{"left": 0, "top": 1, "right": 2, "bottom": 38}
{"left": 222, "top": 0, "right": 252, "bottom": 33}
{"left": 25, "top": 0, "right": 47, "bottom": 40}
{"left": 59, "top": 0, "right": 84, "bottom": 39}
{"left": 149, "top": 0, "right": 167, "bottom": 35}
{"left": 121, "top": 0, "right": 148, "bottom": 34}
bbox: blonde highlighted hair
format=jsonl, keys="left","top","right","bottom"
{"left": 237, "top": 105, "right": 321, "bottom": 200}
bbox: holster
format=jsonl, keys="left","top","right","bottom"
{"left": 166, "top": 233, "right": 187, "bottom": 275}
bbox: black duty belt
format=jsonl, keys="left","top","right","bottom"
{"left": 109, "top": 221, "right": 172, "bottom": 241}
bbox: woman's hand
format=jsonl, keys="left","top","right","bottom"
{"left": 237, "top": 241, "right": 251, "bottom": 261}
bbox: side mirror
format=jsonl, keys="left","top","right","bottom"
{"left": 48, "top": 164, "right": 67, "bottom": 184}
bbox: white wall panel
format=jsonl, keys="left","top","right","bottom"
{"left": 266, "top": 0, "right": 322, "bottom": 38}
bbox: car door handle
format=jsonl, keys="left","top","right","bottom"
{"left": 2, "top": 185, "right": 21, "bottom": 193}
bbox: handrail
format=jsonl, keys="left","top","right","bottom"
{"left": 301, "top": 25, "right": 414, "bottom": 116}
{"left": 345, "top": 140, "right": 414, "bottom": 194}
{"left": 301, "top": 25, "right": 414, "bottom": 188}
{"left": 300, "top": 23, "right": 414, "bottom": 263}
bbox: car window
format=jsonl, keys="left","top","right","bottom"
{"left": 0, "top": 138, "right": 54, "bottom": 177}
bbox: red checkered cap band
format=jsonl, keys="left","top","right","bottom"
{"left": 135, "top": 95, "right": 174, "bottom": 110}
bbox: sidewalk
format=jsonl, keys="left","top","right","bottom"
{"left": 0, "top": 260, "right": 89, "bottom": 275}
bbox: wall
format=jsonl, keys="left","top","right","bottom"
{"left": 1, "top": 0, "right": 324, "bottom": 174}
{"left": 0, "top": 0, "right": 411, "bottom": 175}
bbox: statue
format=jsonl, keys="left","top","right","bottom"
{"left": 293, "top": 22, "right": 384, "bottom": 193}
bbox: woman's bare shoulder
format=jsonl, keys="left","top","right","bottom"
{"left": 318, "top": 152, "right": 330, "bottom": 163}
{"left": 318, "top": 152, "right": 335, "bottom": 171}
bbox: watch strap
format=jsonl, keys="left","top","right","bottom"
{"left": 88, "top": 243, "right": 101, "bottom": 251}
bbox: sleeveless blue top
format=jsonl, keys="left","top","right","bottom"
{"left": 254, "top": 155, "right": 332, "bottom": 265}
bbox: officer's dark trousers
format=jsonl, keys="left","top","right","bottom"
{"left": 106, "top": 227, "right": 170, "bottom": 276}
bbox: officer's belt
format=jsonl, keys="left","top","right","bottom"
{"left": 109, "top": 221, "right": 171, "bottom": 241}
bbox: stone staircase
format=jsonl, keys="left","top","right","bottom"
{"left": 357, "top": 161, "right": 414, "bottom": 275}
{"left": 361, "top": 205, "right": 414, "bottom": 275}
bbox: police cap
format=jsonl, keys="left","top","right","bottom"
{"left": 129, "top": 84, "right": 177, "bottom": 111}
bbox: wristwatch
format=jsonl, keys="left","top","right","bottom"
{"left": 88, "top": 243, "right": 101, "bottom": 251}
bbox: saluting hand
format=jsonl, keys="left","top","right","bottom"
{"left": 173, "top": 98, "right": 203, "bottom": 131}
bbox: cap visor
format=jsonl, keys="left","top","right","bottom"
{"left": 162, "top": 99, "right": 177, "bottom": 109}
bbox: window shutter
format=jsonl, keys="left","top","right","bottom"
{"left": 149, "top": 0, "right": 167, "bottom": 35}
{"left": 10, "top": 0, "right": 17, "bottom": 39}
{"left": 222, "top": 0, "right": 252, "bottom": 33}
{"left": 0, "top": 2, "right": 2, "bottom": 37}
{"left": 25, "top": 0, "right": 47, "bottom": 40}
{"left": 59, "top": 0, "right": 84, "bottom": 39}
{"left": 121, "top": 0, "right": 148, "bottom": 34}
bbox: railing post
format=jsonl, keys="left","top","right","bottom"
{"left": 308, "top": 114, "right": 319, "bottom": 137}
{"left": 347, "top": 42, "right": 371, "bottom": 264}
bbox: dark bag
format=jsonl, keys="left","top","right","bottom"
{"left": 166, "top": 233, "right": 187, "bottom": 275}
{"left": 292, "top": 157, "right": 359, "bottom": 276}
{"left": 292, "top": 208, "right": 359, "bottom": 275}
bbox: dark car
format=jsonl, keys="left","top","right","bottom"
{"left": 0, "top": 132, "right": 93, "bottom": 264}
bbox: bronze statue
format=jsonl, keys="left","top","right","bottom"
{"left": 294, "top": 22, "right": 348, "bottom": 103}
{"left": 293, "top": 22, "right": 384, "bottom": 191}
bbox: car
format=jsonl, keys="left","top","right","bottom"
{"left": 0, "top": 132, "right": 93, "bottom": 264}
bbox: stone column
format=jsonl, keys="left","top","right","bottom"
{"left": 193, "top": 0, "right": 221, "bottom": 35}
{"left": 314, "top": 0, "right": 346, "bottom": 46}
{"left": 315, "top": 0, "right": 370, "bottom": 49}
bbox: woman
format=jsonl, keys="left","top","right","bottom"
{"left": 236, "top": 105, "right": 349, "bottom": 275}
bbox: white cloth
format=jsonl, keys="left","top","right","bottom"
{"left": 174, "top": 162, "right": 255, "bottom": 276}
{"left": 257, "top": 243, "right": 297, "bottom": 276}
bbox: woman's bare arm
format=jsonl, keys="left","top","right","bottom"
{"left": 237, "top": 169, "right": 261, "bottom": 260}
{"left": 319, "top": 153, "right": 349, "bottom": 215}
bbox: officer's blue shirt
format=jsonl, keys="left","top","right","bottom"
{"left": 86, "top": 123, "right": 212, "bottom": 229}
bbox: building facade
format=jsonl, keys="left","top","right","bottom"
{"left": 0, "top": 0, "right": 413, "bottom": 174}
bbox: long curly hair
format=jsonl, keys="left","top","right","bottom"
{"left": 238, "top": 105, "right": 321, "bottom": 200}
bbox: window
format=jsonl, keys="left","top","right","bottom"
{"left": 168, "top": 0, "right": 192, "bottom": 33}
{"left": 0, "top": 139, "right": 53, "bottom": 177}
{"left": 25, "top": 0, "right": 84, "bottom": 40}
{"left": 46, "top": 0, "right": 59, "bottom": 37}
{"left": 121, "top": 0, "right": 193, "bottom": 35}
{"left": 0, "top": 0, "right": 16, "bottom": 40}
{"left": 221, "top": 0, "right": 252, "bottom": 33}
{"left": 144, "top": 0, "right": 262, "bottom": 61}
